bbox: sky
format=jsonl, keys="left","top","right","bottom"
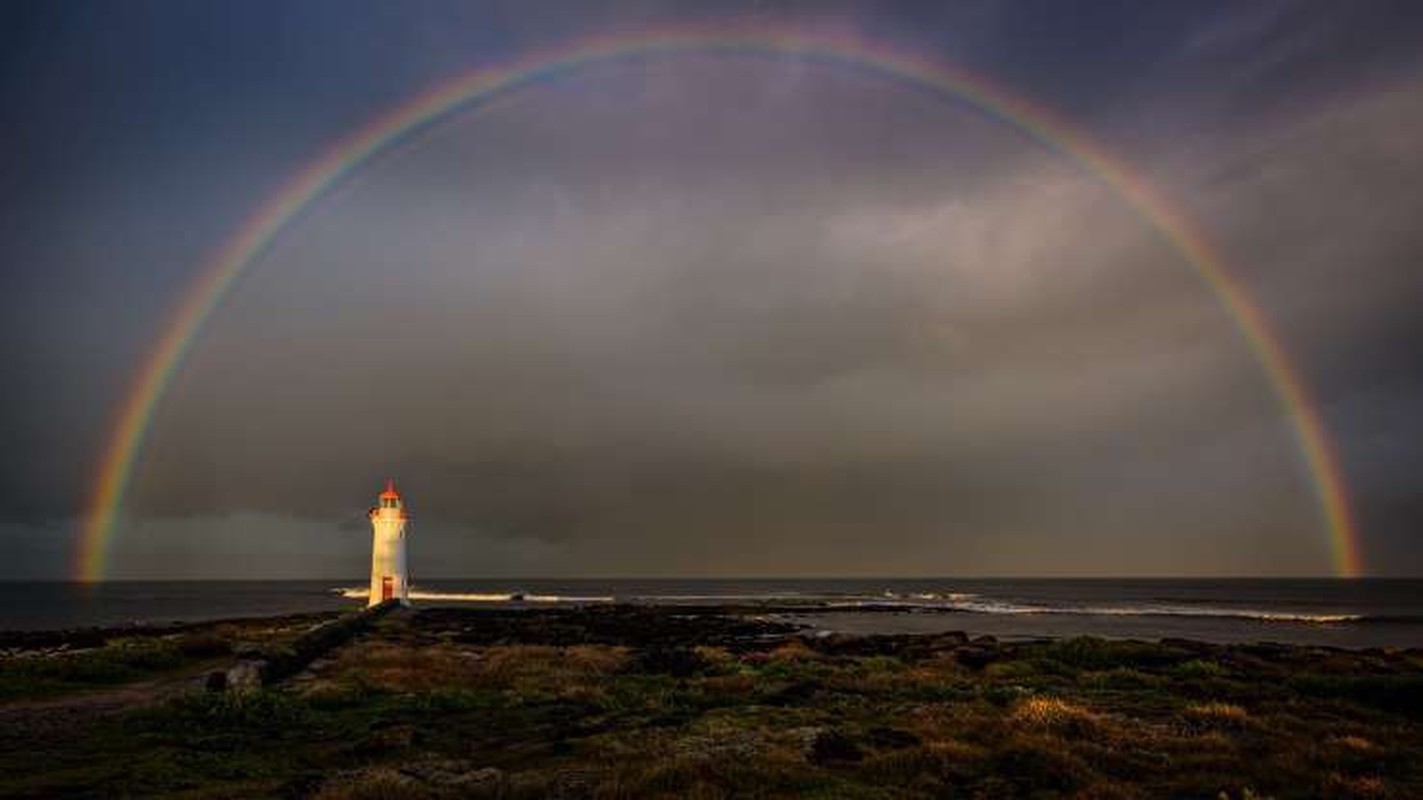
{"left": 3, "top": 0, "right": 1422, "bottom": 579}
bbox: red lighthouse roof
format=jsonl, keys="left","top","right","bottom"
{"left": 380, "top": 478, "right": 400, "bottom": 500}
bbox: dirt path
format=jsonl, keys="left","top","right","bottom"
{"left": 0, "top": 667, "right": 212, "bottom": 751}
{"left": 0, "top": 604, "right": 402, "bottom": 756}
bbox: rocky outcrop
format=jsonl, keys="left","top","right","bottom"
{"left": 213, "top": 600, "right": 398, "bottom": 690}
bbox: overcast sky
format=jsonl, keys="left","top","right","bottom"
{"left": 3, "top": 1, "right": 1422, "bottom": 578}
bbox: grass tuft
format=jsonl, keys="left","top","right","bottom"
{"left": 1184, "top": 702, "right": 1250, "bottom": 728}
{"left": 1011, "top": 696, "right": 1103, "bottom": 736}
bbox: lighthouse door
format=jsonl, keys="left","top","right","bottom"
{"left": 381, "top": 576, "right": 393, "bottom": 602}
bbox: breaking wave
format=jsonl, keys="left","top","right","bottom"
{"left": 840, "top": 594, "right": 1362, "bottom": 623}
{"left": 334, "top": 588, "right": 614, "bottom": 603}
{"left": 331, "top": 586, "right": 1363, "bottom": 623}
{"left": 954, "top": 601, "right": 1360, "bottom": 623}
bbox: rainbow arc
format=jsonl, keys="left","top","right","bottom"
{"left": 75, "top": 29, "right": 1363, "bottom": 581}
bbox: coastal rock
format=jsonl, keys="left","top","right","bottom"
{"left": 224, "top": 659, "right": 266, "bottom": 690}
{"left": 801, "top": 631, "right": 971, "bottom": 660}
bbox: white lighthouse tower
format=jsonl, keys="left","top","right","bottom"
{"left": 367, "top": 479, "right": 410, "bottom": 607}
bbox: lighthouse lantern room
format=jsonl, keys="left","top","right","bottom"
{"left": 368, "top": 479, "right": 410, "bottom": 607}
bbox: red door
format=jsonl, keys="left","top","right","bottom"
{"left": 381, "top": 576, "right": 393, "bottom": 602}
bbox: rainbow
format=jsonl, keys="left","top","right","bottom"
{"left": 74, "top": 27, "right": 1364, "bottom": 581}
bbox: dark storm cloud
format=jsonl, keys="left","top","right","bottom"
{"left": 128, "top": 56, "right": 1384, "bottom": 577}
{"left": 3, "top": 2, "right": 1422, "bottom": 577}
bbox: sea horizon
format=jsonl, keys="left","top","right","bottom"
{"left": 6, "top": 577, "right": 1421, "bottom": 649}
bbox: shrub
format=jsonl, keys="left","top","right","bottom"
{"left": 767, "top": 640, "right": 820, "bottom": 663}
{"left": 0, "top": 638, "right": 188, "bottom": 700}
{"left": 1327, "top": 734, "right": 1375, "bottom": 753}
{"left": 304, "top": 683, "right": 375, "bottom": 710}
{"left": 984, "top": 684, "right": 1033, "bottom": 707}
{"left": 1184, "top": 702, "right": 1250, "bottom": 728}
{"left": 1173, "top": 659, "right": 1228, "bottom": 679}
{"left": 160, "top": 688, "right": 311, "bottom": 733}
{"left": 1217, "top": 788, "right": 1274, "bottom": 800}
{"left": 696, "top": 673, "right": 756, "bottom": 703}
{"left": 1011, "top": 696, "right": 1102, "bottom": 736}
{"left": 991, "top": 740, "right": 1094, "bottom": 793}
{"left": 859, "top": 655, "right": 904, "bottom": 674}
{"left": 1081, "top": 667, "right": 1164, "bottom": 690}
{"left": 692, "top": 646, "right": 736, "bottom": 673}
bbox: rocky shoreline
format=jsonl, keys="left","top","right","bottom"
{"left": 2, "top": 605, "right": 1421, "bottom": 797}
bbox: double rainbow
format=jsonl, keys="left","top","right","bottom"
{"left": 75, "top": 28, "right": 1364, "bottom": 581}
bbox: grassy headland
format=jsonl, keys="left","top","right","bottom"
{"left": 1, "top": 605, "right": 1420, "bottom": 798}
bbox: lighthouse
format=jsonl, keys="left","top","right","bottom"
{"left": 367, "top": 479, "right": 410, "bottom": 607}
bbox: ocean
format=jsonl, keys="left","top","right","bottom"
{"left": 2, "top": 578, "right": 1420, "bottom": 649}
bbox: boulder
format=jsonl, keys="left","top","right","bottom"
{"left": 224, "top": 659, "right": 266, "bottom": 690}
